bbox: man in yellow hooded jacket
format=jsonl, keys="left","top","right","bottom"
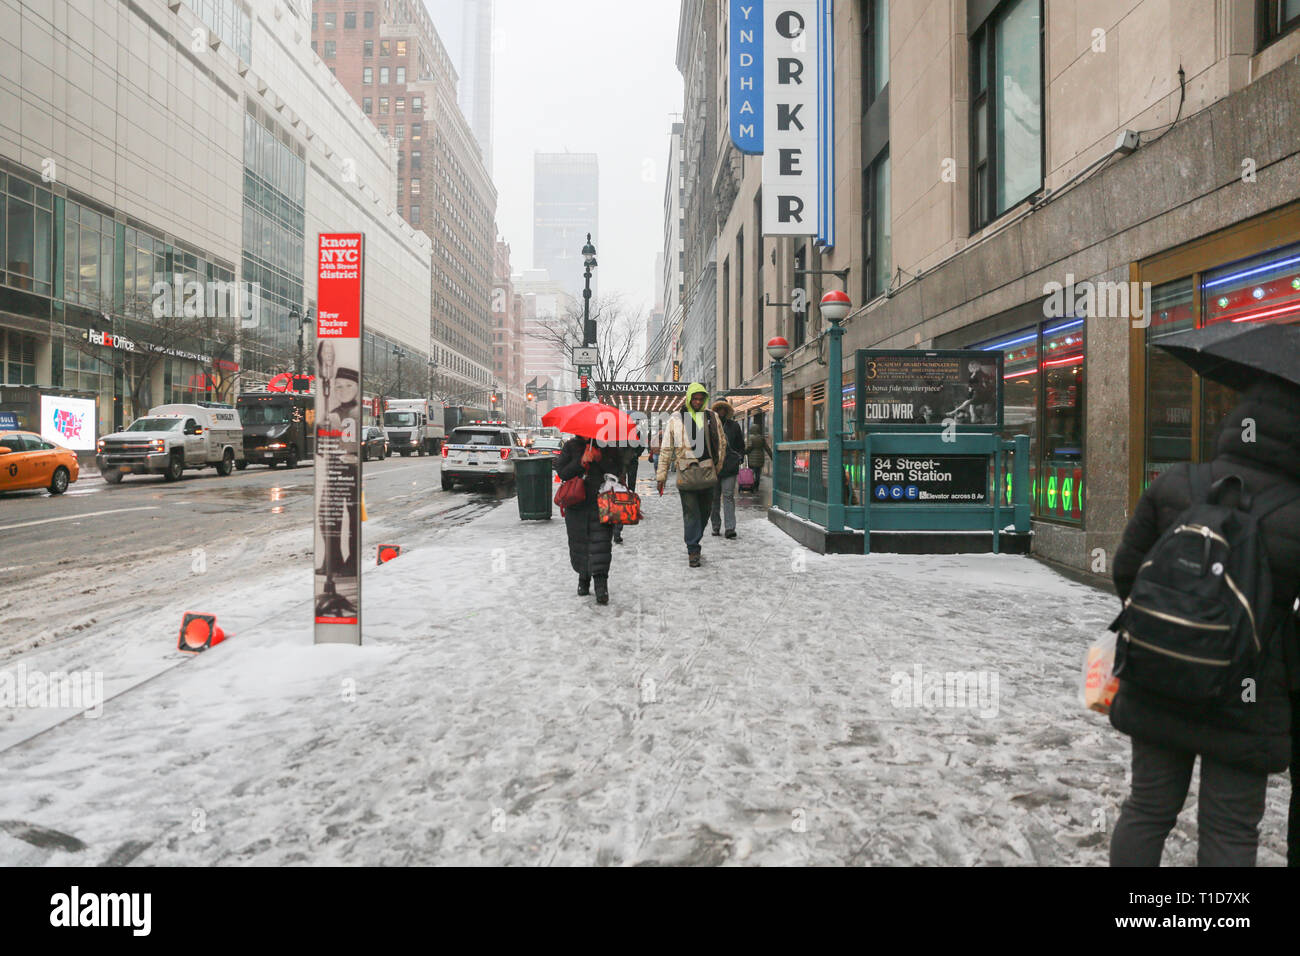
{"left": 656, "top": 382, "right": 727, "bottom": 567}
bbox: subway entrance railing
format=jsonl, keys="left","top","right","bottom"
{"left": 773, "top": 433, "right": 1030, "bottom": 553}
{"left": 766, "top": 310, "right": 1033, "bottom": 553}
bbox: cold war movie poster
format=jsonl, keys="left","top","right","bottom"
{"left": 855, "top": 350, "right": 1003, "bottom": 427}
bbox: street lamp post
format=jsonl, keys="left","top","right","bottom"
{"left": 293, "top": 309, "right": 310, "bottom": 375}
{"left": 579, "top": 234, "right": 597, "bottom": 402}
{"left": 819, "top": 291, "right": 853, "bottom": 533}
{"left": 767, "top": 336, "right": 790, "bottom": 509}
{"left": 393, "top": 346, "right": 405, "bottom": 397}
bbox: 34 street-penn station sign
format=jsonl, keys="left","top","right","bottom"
{"left": 728, "top": 0, "right": 835, "bottom": 245}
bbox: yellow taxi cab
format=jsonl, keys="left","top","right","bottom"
{"left": 0, "top": 430, "right": 80, "bottom": 495}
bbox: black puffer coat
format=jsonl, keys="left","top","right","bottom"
{"left": 555, "top": 438, "right": 623, "bottom": 579}
{"left": 1110, "top": 381, "right": 1300, "bottom": 774}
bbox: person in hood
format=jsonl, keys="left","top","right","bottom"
{"left": 656, "top": 382, "right": 727, "bottom": 567}
{"left": 1108, "top": 378, "right": 1300, "bottom": 867}
{"left": 710, "top": 400, "right": 745, "bottom": 538}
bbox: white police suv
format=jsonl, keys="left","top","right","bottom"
{"left": 439, "top": 421, "right": 527, "bottom": 492}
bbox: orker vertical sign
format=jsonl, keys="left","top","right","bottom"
{"left": 314, "top": 233, "right": 365, "bottom": 645}
{"left": 762, "top": 1, "right": 819, "bottom": 236}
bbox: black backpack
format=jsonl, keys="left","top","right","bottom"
{"left": 1110, "top": 465, "right": 1300, "bottom": 703}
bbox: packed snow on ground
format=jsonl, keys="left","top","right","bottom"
{"left": 0, "top": 487, "right": 1291, "bottom": 865}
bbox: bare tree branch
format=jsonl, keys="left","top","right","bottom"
{"left": 526, "top": 293, "right": 654, "bottom": 404}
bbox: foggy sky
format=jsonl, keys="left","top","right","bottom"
{"left": 428, "top": 0, "right": 684, "bottom": 311}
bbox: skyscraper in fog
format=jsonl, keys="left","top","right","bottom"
{"left": 425, "top": 0, "right": 494, "bottom": 172}
{"left": 533, "top": 153, "right": 599, "bottom": 300}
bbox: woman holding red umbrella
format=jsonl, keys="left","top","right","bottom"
{"left": 555, "top": 434, "right": 625, "bottom": 605}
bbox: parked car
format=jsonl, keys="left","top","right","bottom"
{"left": 0, "top": 430, "right": 79, "bottom": 495}
{"left": 529, "top": 436, "right": 563, "bottom": 457}
{"left": 362, "top": 425, "right": 389, "bottom": 462}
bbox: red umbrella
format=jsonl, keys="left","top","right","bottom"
{"left": 542, "top": 402, "right": 641, "bottom": 444}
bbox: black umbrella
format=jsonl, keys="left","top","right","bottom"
{"left": 1154, "top": 321, "right": 1300, "bottom": 391}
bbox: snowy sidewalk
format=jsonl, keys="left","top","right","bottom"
{"left": 0, "top": 480, "right": 1292, "bottom": 865}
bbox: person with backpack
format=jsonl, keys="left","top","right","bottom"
{"left": 656, "top": 382, "right": 727, "bottom": 567}
{"left": 1108, "top": 378, "right": 1300, "bottom": 867}
{"left": 710, "top": 400, "right": 745, "bottom": 538}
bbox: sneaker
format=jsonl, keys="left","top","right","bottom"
{"left": 725, "top": 530, "right": 737, "bottom": 539}
{"left": 689, "top": 553, "right": 701, "bottom": 568}
{"left": 711, "top": 528, "right": 721, "bottom": 536}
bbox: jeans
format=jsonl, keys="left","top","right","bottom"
{"left": 679, "top": 487, "right": 714, "bottom": 555}
{"left": 711, "top": 475, "right": 737, "bottom": 532}
{"left": 1290, "top": 691, "right": 1300, "bottom": 867}
{"left": 1110, "top": 738, "right": 1268, "bottom": 867}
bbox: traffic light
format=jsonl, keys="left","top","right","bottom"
{"left": 526, "top": 391, "right": 536, "bottom": 402}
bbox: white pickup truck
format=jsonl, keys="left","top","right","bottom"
{"left": 96, "top": 403, "right": 244, "bottom": 484}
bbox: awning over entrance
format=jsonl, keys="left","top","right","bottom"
{"left": 717, "top": 387, "right": 769, "bottom": 416}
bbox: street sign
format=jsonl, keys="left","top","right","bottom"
{"left": 573, "top": 347, "right": 598, "bottom": 366}
{"left": 870, "top": 454, "right": 989, "bottom": 504}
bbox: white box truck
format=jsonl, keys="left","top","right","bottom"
{"left": 383, "top": 398, "right": 445, "bottom": 456}
{"left": 96, "top": 403, "right": 244, "bottom": 483}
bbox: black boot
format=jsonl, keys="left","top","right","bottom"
{"left": 577, "top": 575, "right": 590, "bottom": 596}
{"left": 594, "top": 576, "right": 609, "bottom": 605}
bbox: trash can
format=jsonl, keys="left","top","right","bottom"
{"left": 514, "top": 454, "right": 554, "bottom": 520}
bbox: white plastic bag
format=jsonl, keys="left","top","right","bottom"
{"left": 1080, "top": 632, "right": 1120, "bottom": 715}
{"left": 598, "top": 473, "right": 628, "bottom": 494}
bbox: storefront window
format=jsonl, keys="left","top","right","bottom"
{"left": 978, "top": 325, "right": 1037, "bottom": 514}
{"left": 1144, "top": 278, "right": 1194, "bottom": 483}
{"left": 975, "top": 317, "right": 1084, "bottom": 524}
{"left": 1040, "top": 319, "right": 1085, "bottom": 522}
{"left": 165, "top": 358, "right": 216, "bottom": 404}
{"left": 63, "top": 203, "right": 115, "bottom": 309}
{"left": 3, "top": 330, "right": 38, "bottom": 385}
{"left": 1143, "top": 241, "right": 1300, "bottom": 476}
{"left": 6, "top": 189, "right": 53, "bottom": 295}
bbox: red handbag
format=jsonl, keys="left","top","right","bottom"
{"left": 554, "top": 475, "right": 586, "bottom": 510}
{"left": 598, "top": 490, "right": 641, "bottom": 525}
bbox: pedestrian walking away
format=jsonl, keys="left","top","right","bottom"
{"left": 745, "top": 422, "right": 773, "bottom": 494}
{"left": 656, "top": 382, "right": 727, "bottom": 567}
{"left": 555, "top": 436, "right": 624, "bottom": 604}
{"left": 1107, "top": 379, "right": 1300, "bottom": 867}
{"left": 710, "top": 400, "right": 745, "bottom": 538}
{"left": 613, "top": 441, "right": 643, "bottom": 544}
